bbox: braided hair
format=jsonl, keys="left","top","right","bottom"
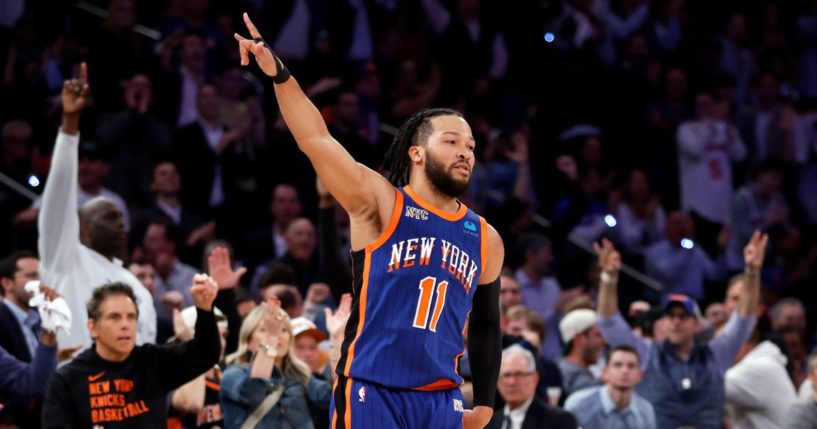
{"left": 383, "top": 108, "right": 463, "bottom": 187}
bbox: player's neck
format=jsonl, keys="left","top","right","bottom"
{"left": 407, "top": 180, "right": 459, "bottom": 213}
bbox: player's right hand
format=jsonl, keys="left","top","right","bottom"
{"left": 234, "top": 13, "right": 279, "bottom": 77}
{"left": 62, "top": 62, "right": 89, "bottom": 115}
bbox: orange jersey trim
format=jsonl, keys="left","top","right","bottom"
{"left": 404, "top": 185, "right": 468, "bottom": 221}
{"left": 479, "top": 216, "right": 488, "bottom": 278}
{"left": 331, "top": 378, "right": 339, "bottom": 428}
{"left": 205, "top": 380, "right": 221, "bottom": 391}
{"left": 366, "top": 189, "right": 404, "bottom": 252}
{"left": 413, "top": 378, "right": 460, "bottom": 391}
{"left": 344, "top": 376, "right": 353, "bottom": 429}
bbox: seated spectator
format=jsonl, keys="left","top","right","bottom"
{"left": 291, "top": 316, "right": 331, "bottom": 429}
{"left": 42, "top": 279, "right": 221, "bottom": 427}
{"left": 558, "top": 309, "right": 604, "bottom": 398}
{"left": 169, "top": 305, "right": 230, "bottom": 429}
{"left": 725, "top": 330, "right": 797, "bottom": 429}
{"left": 595, "top": 234, "right": 763, "bottom": 429}
{"left": 784, "top": 350, "right": 817, "bottom": 429}
{"left": 487, "top": 344, "right": 577, "bottom": 429}
{"left": 243, "top": 184, "right": 303, "bottom": 284}
{"left": 220, "top": 295, "right": 349, "bottom": 429}
{"left": 565, "top": 345, "right": 656, "bottom": 429}
{"left": 0, "top": 250, "right": 41, "bottom": 363}
{"left": 252, "top": 218, "right": 322, "bottom": 296}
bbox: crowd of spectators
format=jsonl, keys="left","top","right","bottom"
{"left": 2, "top": 0, "right": 817, "bottom": 427}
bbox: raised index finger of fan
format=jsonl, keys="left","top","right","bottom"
{"left": 78, "top": 62, "right": 88, "bottom": 85}
{"left": 243, "top": 12, "right": 262, "bottom": 39}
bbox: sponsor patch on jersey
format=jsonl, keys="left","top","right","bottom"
{"left": 463, "top": 220, "right": 478, "bottom": 236}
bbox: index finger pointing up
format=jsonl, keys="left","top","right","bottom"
{"left": 243, "top": 12, "right": 262, "bottom": 39}
{"left": 78, "top": 62, "right": 88, "bottom": 84}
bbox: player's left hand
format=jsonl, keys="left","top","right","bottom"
{"left": 234, "top": 13, "right": 279, "bottom": 77}
{"left": 191, "top": 273, "right": 218, "bottom": 311}
{"left": 463, "top": 405, "right": 492, "bottom": 429}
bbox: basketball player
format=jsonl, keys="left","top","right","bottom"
{"left": 235, "top": 13, "right": 504, "bottom": 429}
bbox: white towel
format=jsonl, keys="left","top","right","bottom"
{"left": 25, "top": 280, "right": 72, "bottom": 334}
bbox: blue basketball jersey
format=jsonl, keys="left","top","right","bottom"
{"left": 336, "top": 185, "right": 487, "bottom": 390}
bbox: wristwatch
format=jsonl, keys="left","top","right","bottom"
{"left": 258, "top": 343, "right": 276, "bottom": 358}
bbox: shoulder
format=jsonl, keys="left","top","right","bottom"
{"left": 564, "top": 386, "right": 599, "bottom": 410}
{"left": 479, "top": 222, "right": 504, "bottom": 283}
{"left": 532, "top": 399, "right": 577, "bottom": 425}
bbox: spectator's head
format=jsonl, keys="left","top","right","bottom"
{"left": 142, "top": 218, "right": 181, "bottom": 263}
{"left": 665, "top": 68, "right": 688, "bottom": 102}
{"left": 262, "top": 284, "right": 304, "bottom": 318}
{"left": 128, "top": 260, "right": 157, "bottom": 295}
{"left": 177, "top": 305, "right": 229, "bottom": 361}
{"left": 269, "top": 184, "right": 302, "bottom": 228}
{"left": 778, "top": 325, "right": 807, "bottom": 365}
{"left": 87, "top": 282, "right": 139, "bottom": 362}
{"left": 663, "top": 294, "right": 702, "bottom": 349}
{"left": 197, "top": 83, "right": 221, "bottom": 123}
{"left": 504, "top": 305, "right": 530, "bottom": 337}
{"left": 705, "top": 302, "right": 728, "bottom": 331}
{"left": 285, "top": 218, "right": 316, "bottom": 262}
{"left": 693, "top": 91, "right": 717, "bottom": 120}
{"left": 383, "top": 108, "right": 473, "bottom": 197}
{"left": 664, "top": 210, "right": 694, "bottom": 247}
{"left": 756, "top": 73, "right": 779, "bottom": 107}
{"left": 218, "top": 66, "right": 247, "bottom": 100}
{"left": 769, "top": 298, "right": 806, "bottom": 333}
{"left": 515, "top": 233, "right": 553, "bottom": 276}
{"left": 123, "top": 74, "right": 154, "bottom": 109}
{"left": 79, "top": 196, "right": 127, "bottom": 258}
{"left": 0, "top": 250, "right": 39, "bottom": 309}
{"left": 226, "top": 304, "right": 312, "bottom": 384}
{"left": 291, "top": 317, "right": 327, "bottom": 374}
{"left": 560, "top": 309, "right": 604, "bottom": 366}
{"left": 105, "top": 0, "right": 136, "bottom": 31}
{"left": 603, "top": 345, "right": 643, "bottom": 391}
{"left": 150, "top": 161, "right": 181, "bottom": 198}
{"left": 179, "top": 30, "right": 206, "bottom": 73}
{"left": 1, "top": 119, "right": 32, "bottom": 165}
{"left": 753, "top": 159, "right": 784, "bottom": 196}
{"left": 78, "top": 143, "right": 110, "bottom": 193}
{"left": 353, "top": 61, "right": 380, "bottom": 101}
{"left": 499, "top": 274, "right": 522, "bottom": 310}
{"left": 497, "top": 345, "right": 539, "bottom": 410}
{"left": 334, "top": 91, "right": 360, "bottom": 126}
{"left": 622, "top": 169, "right": 653, "bottom": 204}
{"left": 724, "top": 274, "right": 747, "bottom": 315}
{"left": 259, "top": 262, "right": 298, "bottom": 290}
{"left": 725, "top": 14, "right": 748, "bottom": 44}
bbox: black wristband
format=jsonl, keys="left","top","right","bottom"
{"left": 253, "top": 37, "right": 291, "bottom": 84}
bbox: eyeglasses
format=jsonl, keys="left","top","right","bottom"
{"left": 499, "top": 371, "right": 535, "bottom": 380}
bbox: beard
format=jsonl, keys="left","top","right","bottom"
{"left": 424, "top": 154, "right": 470, "bottom": 198}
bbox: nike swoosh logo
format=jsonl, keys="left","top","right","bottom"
{"left": 88, "top": 372, "right": 106, "bottom": 382}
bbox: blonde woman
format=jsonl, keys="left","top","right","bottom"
{"left": 220, "top": 295, "right": 350, "bottom": 429}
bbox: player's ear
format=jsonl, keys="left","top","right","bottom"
{"left": 408, "top": 146, "right": 423, "bottom": 162}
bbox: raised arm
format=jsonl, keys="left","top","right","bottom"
{"left": 738, "top": 231, "right": 767, "bottom": 317}
{"left": 595, "top": 238, "right": 622, "bottom": 318}
{"left": 234, "top": 13, "right": 393, "bottom": 220}
{"left": 594, "top": 239, "right": 651, "bottom": 364}
{"left": 38, "top": 63, "right": 89, "bottom": 275}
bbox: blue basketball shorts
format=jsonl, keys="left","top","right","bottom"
{"left": 329, "top": 376, "right": 465, "bottom": 428}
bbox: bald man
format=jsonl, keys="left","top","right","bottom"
{"left": 38, "top": 64, "right": 155, "bottom": 349}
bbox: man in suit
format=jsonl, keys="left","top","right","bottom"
{"left": 242, "top": 183, "right": 302, "bottom": 284}
{"left": 488, "top": 344, "right": 577, "bottom": 429}
{"left": 0, "top": 251, "right": 41, "bottom": 363}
